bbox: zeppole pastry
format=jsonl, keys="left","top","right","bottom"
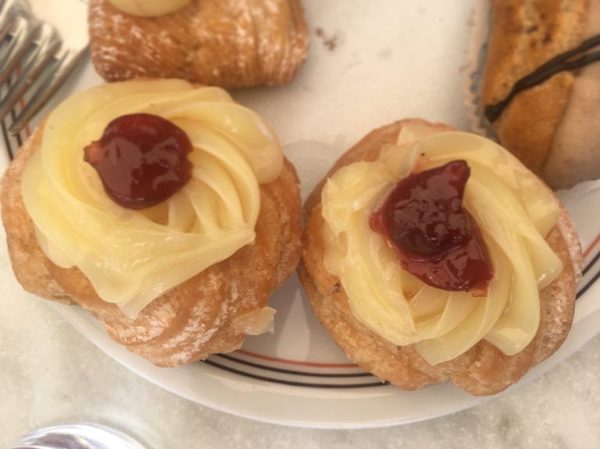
{"left": 481, "top": 0, "right": 600, "bottom": 189}
{"left": 1, "top": 79, "right": 302, "bottom": 367}
{"left": 299, "top": 119, "right": 581, "bottom": 395}
{"left": 88, "top": 0, "right": 309, "bottom": 88}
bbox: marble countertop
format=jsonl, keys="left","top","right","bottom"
{"left": 1, "top": 289, "right": 600, "bottom": 448}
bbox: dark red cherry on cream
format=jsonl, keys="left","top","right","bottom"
{"left": 370, "top": 160, "right": 493, "bottom": 292}
{"left": 84, "top": 113, "right": 193, "bottom": 210}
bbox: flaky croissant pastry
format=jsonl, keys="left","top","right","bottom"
{"left": 1, "top": 79, "right": 302, "bottom": 367}
{"left": 88, "top": 0, "right": 309, "bottom": 88}
{"left": 299, "top": 119, "right": 581, "bottom": 395}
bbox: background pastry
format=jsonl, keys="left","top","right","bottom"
{"left": 1, "top": 79, "right": 302, "bottom": 367}
{"left": 299, "top": 118, "right": 581, "bottom": 395}
{"left": 481, "top": 0, "right": 600, "bottom": 189}
{"left": 89, "top": 0, "right": 309, "bottom": 88}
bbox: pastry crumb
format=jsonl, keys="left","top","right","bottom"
{"left": 315, "top": 27, "right": 338, "bottom": 51}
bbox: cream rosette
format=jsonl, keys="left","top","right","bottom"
{"left": 108, "top": 0, "right": 191, "bottom": 17}
{"left": 321, "top": 124, "right": 563, "bottom": 365}
{"left": 21, "top": 79, "right": 283, "bottom": 317}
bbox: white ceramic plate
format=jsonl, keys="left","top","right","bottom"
{"left": 1, "top": 0, "right": 600, "bottom": 429}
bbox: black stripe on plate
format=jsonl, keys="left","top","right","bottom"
{"left": 583, "top": 251, "right": 600, "bottom": 276}
{"left": 203, "top": 360, "right": 388, "bottom": 389}
{"left": 2, "top": 73, "right": 22, "bottom": 159}
{"left": 214, "top": 353, "right": 373, "bottom": 378}
{"left": 1, "top": 119, "right": 13, "bottom": 160}
{"left": 577, "top": 269, "right": 600, "bottom": 300}
{"left": 12, "top": 112, "right": 23, "bottom": 148}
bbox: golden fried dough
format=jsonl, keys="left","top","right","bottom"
{"left": 88, "top": 0, "right": 309, "bottom": 88}
{"left": 2, "top": 126, "right": 302, "bottom": 367}
{"left": 299, "top": 119, "right": 581, "bottom": 395}
{"left": 481, "top": 0, "right": 600, "bottom": 188}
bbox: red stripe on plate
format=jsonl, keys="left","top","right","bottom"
{"left": 15, "top": 66, "right": 32, "bottom": 138}
{"left": 583, "top": 233, "right": 600, "bottom": 259}
{"left": 237, "top": 350, "right": 357, "bottom": 368}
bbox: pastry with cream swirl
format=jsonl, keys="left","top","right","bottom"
{"left": 89, "top": 0, "right": 309, "bottom": 88}
{"left": 1, "top": 79, "right": 302, "bottom": 367}
{"left": 299, "top": 119, "right": 581, "bottom": 395}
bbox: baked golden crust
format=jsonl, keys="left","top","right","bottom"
{"left": 1, "top": 125, "right": 302, "bottom": 367}
{"left": 481, "top": 0, "right": 587, "bottom": 185}
{"left": 88, "top": 0, "right": 309, "bottom": 88}
{"left": 298, "top": 119, "right": 581, "bottom": 395}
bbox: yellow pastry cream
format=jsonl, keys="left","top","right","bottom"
{"left": 21, "top": 79, "right": 283, "bottom": 317}
{"left": 321, "top": 124, "right": 563, "bottom": 365}
{"left": 108, "top": 0, "right": 191, "bottom": 17}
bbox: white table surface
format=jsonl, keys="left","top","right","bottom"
{"left": 2, "top": 0, "right": 600, "bottom": 447}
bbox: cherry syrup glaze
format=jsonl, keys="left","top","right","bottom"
{"left": 84, "top": 113, "right": 193, "bottom": 210}
{"left": 370, "top": 160, "right": 493, "bottom": 292}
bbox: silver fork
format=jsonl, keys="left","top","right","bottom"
{"left": 0, "top": 0, "right": 87, "bottom": 158}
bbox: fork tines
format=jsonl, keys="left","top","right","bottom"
{"left": 0, "top": 0, "right": 86, "bottom": 139}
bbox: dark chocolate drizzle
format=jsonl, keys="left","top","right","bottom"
{"left": 485, "top": 34, "right": 600, "bottom": 122}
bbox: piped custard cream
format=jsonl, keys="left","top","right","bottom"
{"left": 108, "top": 0, "right": 191, "bottom": 17}
{"left": 21, "top": 79, "right": 282, "bottom": 317}
{"left": 321, "top": 124, "right": 563, "bottom": 365}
